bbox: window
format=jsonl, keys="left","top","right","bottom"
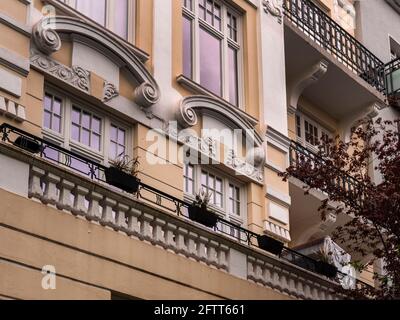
{"left": 62, "top": 0, "right": 134, "bottom": 41}
{"left": 295, "top": 111, "right": 332, "bottom": 151}
{"left": 183, "top": 163, "right": 245, "bottom": 224}
{"left": 42, "top": 88, "right": 131, "bottom": 174}
{"left": 389, "top": 36, "right": 400, "bottom": 61}
{"left": 182, "top": 0, "right": 242, "bottom": 106}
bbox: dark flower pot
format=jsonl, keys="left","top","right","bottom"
{"left": 316, "top": 261, "right": 338, "bottom": 278}
{"left": 188, "top": 205, "right": 218, "bottom": 228}
{"left": 104, "top": 167, "right": 140, "bottom": 193}
{"left": 257, "top": 235, "right": 284, "bottom": 256}
{"left": 13, "top": 136, "right": 42, "bottom": 154}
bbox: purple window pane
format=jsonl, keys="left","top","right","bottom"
{"left": 229, "top": 198, "right": 234, "bottom": 213}
{"left": 70, "top": 157, "right": 90, "bottom": 175}
{"left": 114, "top": 0, "right": 128, "bottom": 39}
{"left": 53, "top": 98, "right": 61, "bottom": 115}
{"left": 91, "top": 133, "right": 100, "bottom": 151}
{"left": 214, "top": 17, "right": 221, "bottom": 31}
{"left": 44, "top": 95, "right": 52, "bottom": 111}
{"left": 53, "top": 115, "right": 61, "bottom": 133}
{"left": 110, "top": 142, "right": 117, "bottom": 159}
{"left": 82, "top": 112, "right": 90, "bottom": 129}
{"left": 71, "top": 124, "right": 80, "bottom": 141}
{"left": 199, "top": 27, "right": 221, "bottom": 96}
{"left": 92, "top": 117, "right": 101, "bottom": 134}
{"left": 228, "top": 46, "right": 238, "bottom": 106}
{"left": 72, "top": 108, "right": 80, "bottom": 124}
{"left": 110, "top": 125, "right": 117, "bottom": 142}
{"left": 44, "top": 111, "right": 51, "bottom": 129}
{"left": 76, "top": 0, "right": 106, "bottom": 26}
{"left": 117, "top": 128, "right": 125, "bottom": 144}
{"left": 182, "top": 16, "right": 193, "bottom": 79}
{"left": 117, "top": 145, "right": 125, "bottom": 157}
{"left": 206, "top": 10, "right": 213, "bottom": 25}
{"left": 82, "top": 128, "right": 90, "bottom": 146}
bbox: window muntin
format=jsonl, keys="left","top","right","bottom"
{"left": 296, "top": 111, "right": 332, "bottom": 151}
{"left": 183, "top": 163, "right": 245, "bottom": 223}
{"left": 62, "top": 0, "right": 135, "bottom": 41}
{"left": 44, "top": 93, "right": 62, "bottom": 133}
{"left": 109, "top": 125, "right": 126, "bottom": 160}
{"left": 42, "top": 87, "right": 131, "bottom": 174}
{"left": 182, "top": 0, "right": 242, "bottom": 106}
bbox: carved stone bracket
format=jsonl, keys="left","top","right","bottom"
{"left": 263, "top": 0, "right": 283, "bottom": 24}
{"left": 133, "top": 82, "right": 161, "bottom": 108}
{"left": 30, "top": 49, "right": 90, "bottom": 93}
{"left": 103, "top": 81, "right": 119, "bottom": 102}
{"left": 32, "top": 19, "right": 62, "bottom": 55}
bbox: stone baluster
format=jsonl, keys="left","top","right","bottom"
{"left": 164, "top": 222, "right": 177, "bottom": 253}
{"left": 175, "top": 227, "right": 188, "bottom": 256}
{"left": 115, "top": 203, "right": 129, "bottom": 231}
{"left": 207, "top": 240, "right": 219, "bottom": 267}
{"left": 100, "top": 197, "right": 117, "bottom": 227}
{"left": 197, "top": 236, "right": 209, "bottom": 263}
{"left": 218, "top": 244, "right": 229, "bottom": 271}
{"left": 262, "top": 263, "right": 273, "bottom": 287}
{"left": 86, "top": 191, "right": 103, "bottom": 221}
{"left": 28, "top": 166, "right": 45, "bottom": 200}
{"left": 125, "top": 208, "right": 141, "bottom": 238}
{"left": 72, "top": 185, "right": 89, "bottom": 216}
{"left": 254, "top": 260, "right": 264, "bottom": 283}
{"left": 57, "top": 179, "right": 75, "bottom": 212}
{"left": 42, "top": 172, "right": 60, "bottom": 205}
{"left": 152, "top": 218, "right": 166, "bottom": 248}
{"left": 187, "top": 231, "right": 198, "bottom": 260}
{"left": 247, "top": 256, "right": 256, "bottom": 281}
{"left": 140, "top": 213, "right": 154, "bottom": 242}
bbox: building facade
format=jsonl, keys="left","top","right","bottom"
{"left": 0, "top": 0, "right": 398, "bottom": 300}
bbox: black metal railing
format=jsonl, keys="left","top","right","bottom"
{"left": 382, "top": 57, "right": 400, "bottom": 106}
{"left": 283, "top": 0, "right": 385, "bottom": 93}
{"left": 0, "top": 123, "right": 371, "bottom": 291}
{"left": 289, "top": 140, "right": 364, "bottom": 207}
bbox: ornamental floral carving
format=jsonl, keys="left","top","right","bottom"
{"left": 263, "top": 0, "right": 283, "bottom": 24}
{"left": 103, "top": 81, "right": 119, "bottom": 102}
{"left": 30, "top": 49, "right": 90, "bottom": 93}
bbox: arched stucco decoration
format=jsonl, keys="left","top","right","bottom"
{"left": 33, "top": 17, "right": 160, "bottom": 108}
{"left": 177, "top": 95, "right": 263, "bottom": 146}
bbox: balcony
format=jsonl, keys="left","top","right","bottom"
{"left": 382, "top": 58, "right": 400, "bottom": 108}
{"left": 0, "top": 123, "right": 371, "bottom": 299}
{"left": 283, "top": 0, "right": 386, "bottom": 119}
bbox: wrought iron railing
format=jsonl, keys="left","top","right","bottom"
{"left": 282, "top": 0, "right": 385, "bottom": 93}
{"left": 382, "top": 57, "right": 400, "bottom": 106}
{"left": 289, "top": 140, "right": 364, "bottom": 207}
{"left": 0, "top": 122, "right": 371, "bottom": 291}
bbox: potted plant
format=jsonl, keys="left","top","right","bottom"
{"left": 188, "top": 190, "right": 218, "bottom": 228}
{"left": 256, "top": 234, "right": 284, "bottom": 255}
{"left": 315, "top": 248, "right": 338, "bottom": 279}
{"left": 13, "top": 136, "right": 42, "bottom": 154}
{"left": 105, "top": 154, "right": 140, "bottom": 193}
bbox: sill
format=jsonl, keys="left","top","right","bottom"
{"left": 176, "top": 75, "right": 243, "bottom": 110}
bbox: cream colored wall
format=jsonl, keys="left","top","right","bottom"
{"left": 0, "top": 188, "right": 291, "bottom": 300}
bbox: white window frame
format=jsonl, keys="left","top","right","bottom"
{"left": 295, "top": 110, "right": 332, "bottom": 153}
{"left": 61, "top": 0, "right": 136, "bottom": 43}
{"left": 42, "top": 85, "right": 132, "bottom": 167}
{"left": 182, "top": 0, "right": 244, "bottom": 108}
{"left": 183, "top": 163, "right": 246, "bottom": 227}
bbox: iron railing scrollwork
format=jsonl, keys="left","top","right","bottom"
{"left": 0, "top": 122, "right": 371, "bottom": 292}
{"left": 282, "top": 0, "right": 385, "bottom": 93}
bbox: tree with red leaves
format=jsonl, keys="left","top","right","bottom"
{"left": 280, "top": 117, "right": 400, "bottom": 299}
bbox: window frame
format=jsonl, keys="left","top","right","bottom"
{"left": 42, "top": 85, "right": 132, "bottom": 168}
{"left": 183, "top": 163, "right": 246, "bottom": 226}
{"left": 182, "top": 0, "right": 244, "bottom": 108}
{"left": 295, "top": 110, "right": 332, "bottom": 152}
{"left": 61, "top": 0, "right": 136, "bottom": 43}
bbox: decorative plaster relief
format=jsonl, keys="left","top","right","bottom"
{"left": 32, "top": 20, "right": 61, "bottom": 55}
{"left": 30, "top": 49, "right": 90, "bottom": 93}
{"left": 103, "top": 81, "right": 119, "bottom": 102}
{"left": 263, "top": 0, "right": 283, "bottom": 24}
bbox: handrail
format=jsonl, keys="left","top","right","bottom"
{"left": 282, "top": 0, "right": 385, "bottom": 93}
{"left": 0, "top": 122, "right": 372, "bottom": 291}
